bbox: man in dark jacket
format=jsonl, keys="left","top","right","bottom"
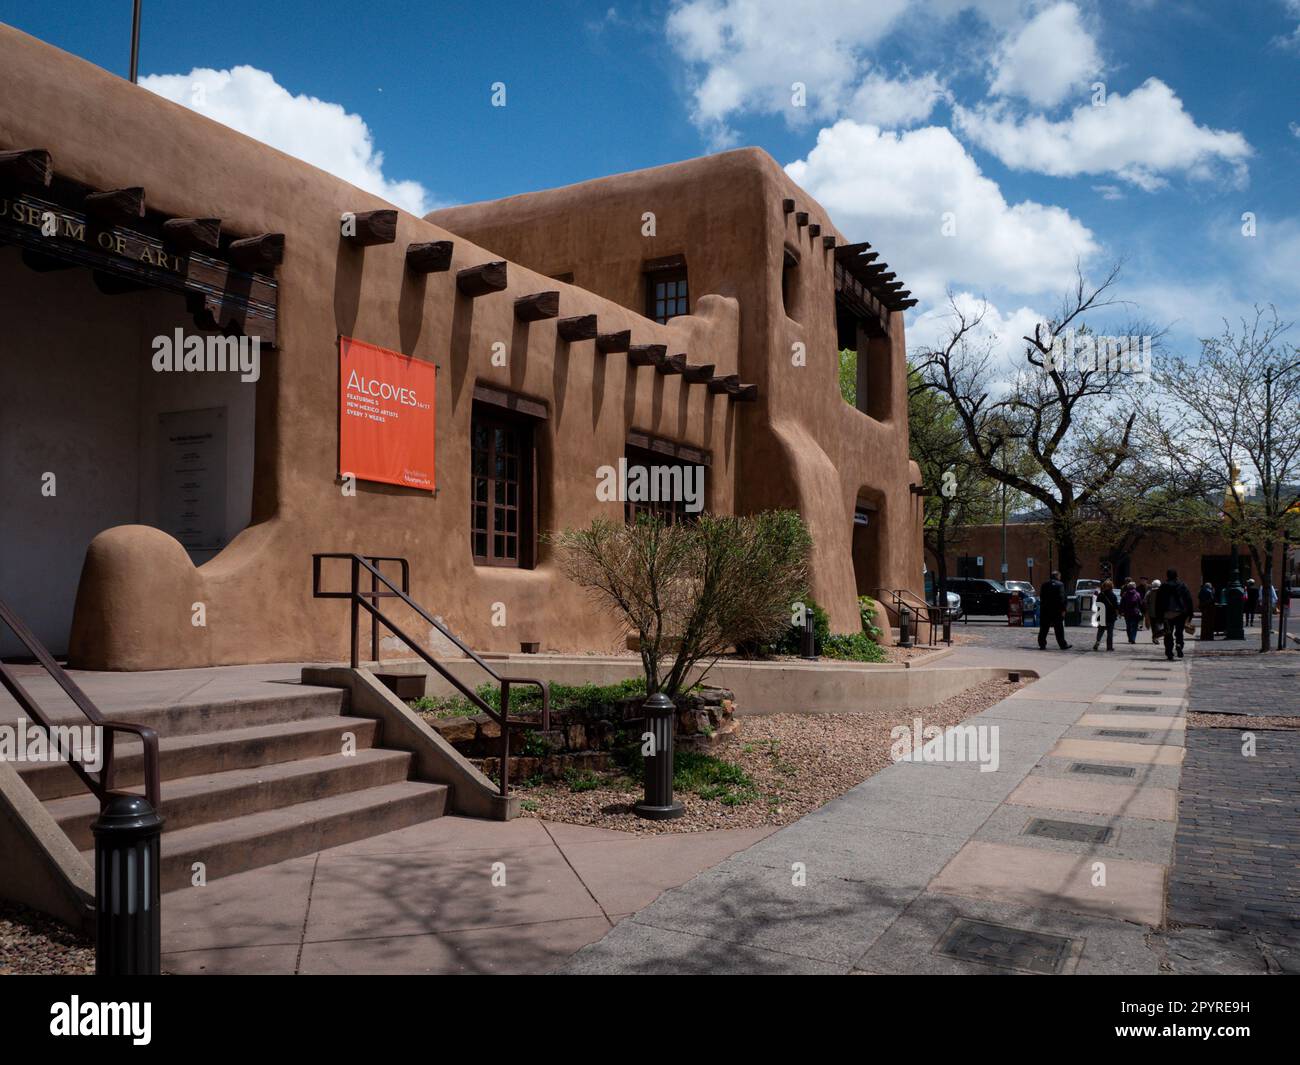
{"left": 1038, "top": 570, "right": 1070, "bottom": 650}
{"left": 1154, "top": 568, "right": 1195, "bottom": 660}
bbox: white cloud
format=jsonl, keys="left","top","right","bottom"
{"left": 989, "top": 2, "right": 1101, "bottom": 108}
{"left": 848, "top": 70, "right": 948, "bottom": 127}
{"left": 1092, "top": 184, "right": 1124, "bottom": 200}
{"left": 785, "top": 119, "right": 1099, "bottom": 304}
{"left": 954, "top": 78, "right": 1252, "bottom": 190}
{"left": 141, "top": 66, "right": 435, "bottom": 215}
{"left": 666, "top": 0, "right": 916, "bottom": 143}
{"left": 906, "top": 292, "right": 1047, "bottom": 378}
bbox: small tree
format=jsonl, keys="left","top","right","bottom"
{"left": 549, "top": 512, "right": 811, "bottom": 696}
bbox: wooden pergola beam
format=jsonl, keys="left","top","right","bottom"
{"left": 84, "top": 187, "right": 145, "bottom": 225}
{"left": 162, "top": 217, "right": 221, "bottom": 253}
{"left": 456, "top": 260, "right": 507, "bottom": 297}
{"left": 682, "top": 363, "right": 715, "bottom": 383}
{"left": 343, "top": 209, "right": 398, "bottom": 247}
{"left": 894, "top": 298, "right": 918, "bottom": 309}
{"left": 557, "top": 314, "right": 597, "bottom": 342}
{"left": 228, "top": 232, "right": 285, "bottom": 271}
{"left": 596, "top": 330, "right": 631, "bottom": 353}
{"left": 834, "top": 241, "right": 871, "bottom": 262}
{"left": 628, "top": 343, "right": 666, "bottom": 367}
{"left": 0, "top": 148, "right": 53, "bottom": 187}
{"left": 406, "top": 240, "right": 453, "bottom": 273}
{"left": 514, "top": 291, "right": 559, "bottom": 322}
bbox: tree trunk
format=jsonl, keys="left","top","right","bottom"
{"left": 1054, "top": 522, "right": 1081, "bottom": 591}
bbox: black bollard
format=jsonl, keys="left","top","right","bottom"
{"left": 899, "top": 604, "right": 913, "bottom": 647}
{"left": 634, "top": 692, "right": 684, "bottom": 821}
{"left": 91, "top": 793, "right": 163, "bottom": 976}
{"left": 800, "top": 612, "right": 818, "bottom": 660}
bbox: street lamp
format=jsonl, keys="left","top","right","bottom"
{"left": 1223, "top": 465, "right": 1248, "bottom": 640}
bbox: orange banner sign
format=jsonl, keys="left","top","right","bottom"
{"left": 339, "top": 336, "right": 435, "bottom": 491}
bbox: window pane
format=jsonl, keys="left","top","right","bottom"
{"left": 474, "top": 532, "right": 487, "bottom": 557}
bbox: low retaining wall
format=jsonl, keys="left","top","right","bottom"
{"left": 388, "top": 654, "right": 1026, "bottom": 715}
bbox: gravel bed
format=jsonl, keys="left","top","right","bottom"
{"left": 0, "top": 901, "right": 93, "bottom": 975}
{"left": 1187, "top": 713, "right": 1300, "bottom": 730}
{"left": 517, "top": 674, "right": 1024, "bottom": 834}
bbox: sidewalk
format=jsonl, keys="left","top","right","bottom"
{"left": 158, "top": 816, "right": 772, "bottom": 974}
{"left": 558, "top": 638, "right": 1190, "bottom": 974}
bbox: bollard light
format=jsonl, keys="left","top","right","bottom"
{"left": 899, "top": 604, "right": 913, "bottom": 647}
{"left": 92, "top": 793, "right": 163, "bottom": 976}
{"left": 800, "top": 612, "right": 818, "bottom": 660}
{"left": 634, "top": 692, "right": 684, "bottom": 821}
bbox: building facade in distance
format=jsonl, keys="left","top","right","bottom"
{"left": 0, "top": 25, "right": 923, "bottom": 670}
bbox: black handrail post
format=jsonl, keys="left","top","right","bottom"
{"left": 369, "top": 561, "right": 380, "bottom": 663}
{"left": 349, "top": 555, "right": 360, "bottom": 669}
{"left": 92, "top": 794, "right": 163, "bottom": 975}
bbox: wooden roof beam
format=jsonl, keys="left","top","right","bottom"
{"left": 515, "top": 291, "right": 559, "bottom": 322}
{"left": 405, "top": 240, "right": 453, "bottom": 274}
{"left": 557, "top": 314, "right": 597, "bottom": 342}
{"left": 0, "top": 148, "right": 53, "bottom": 187}
{"left": 162, "top": 217, "right": 221, "bottom": 253}
{"left": 343, "top": 209, "right": 397, "bottom": 247}
{"left": 596, "top": 330, "right": 631, "bottom": 353}
{"left": 456, "top": 260, "right": 507, "bottom": 297}
{"left": 228, "top": 232, "right": 285, "bottom": 271}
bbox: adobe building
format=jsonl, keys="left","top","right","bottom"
{"left": 0, "top": 24, "right": 924, "bottom": 672}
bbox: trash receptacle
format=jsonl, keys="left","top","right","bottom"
{"left": 1065, "top": 594, "right": 1084, "bottom": 627}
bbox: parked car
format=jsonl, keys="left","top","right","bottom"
{"left": 1003, "top": 580, "right": 1040, "bottom": 610}
{"left": 943, "top": 577, "right": 1018, "bottom": 617}
{"left": 1074, "top": 578, "right": 1101, "bottom": 595}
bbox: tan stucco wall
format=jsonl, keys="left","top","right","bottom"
{"left": 1, "top": 25, "right": 922, "bottom": 668}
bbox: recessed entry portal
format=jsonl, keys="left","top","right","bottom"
{"left": 0, "top": 249, "right": 256, "bottom": 656}
{"left": 851, "top": 490, "right": 884, "bottom": 599}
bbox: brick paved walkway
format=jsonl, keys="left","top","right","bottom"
{"left": 1188, "top": 650, "right": 1300, "bottom": 717}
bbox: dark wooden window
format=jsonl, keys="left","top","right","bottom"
{"left": 622, "top": 443, "right": 706, "bottom": 525}
{"left": 471, "top": 407, "right": 534, "bottom": 567}
{"left": 644, "top": 255, "right": 689, "bottom": 324}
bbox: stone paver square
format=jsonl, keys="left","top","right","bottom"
{"left": 802, "top": 788, "right": 1000, "bottom": 839}
{"left": 977, "top": 804, "right": 1176, "bottom": 865}
{"left": 1049, "top": 737, "right": 1185, "bottom": 765}
{"left": 163, "top": 854, "right": 316, "bottom": 952}
{"left": 1006, "top": 773, "right": 1177, "bottom": 821}
{"left": 1078, "top": 713, "right": 1185, "bottom": 730}
{"left": 928, "top": 840, "right": 1167, "bottom": 926}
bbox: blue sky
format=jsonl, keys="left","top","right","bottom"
{"left": 4, "top": 0, "right": 1298, "bottom": 359}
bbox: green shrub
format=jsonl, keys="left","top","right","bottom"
{"left": 857, "top": 595, "right": 884, "bottom": 642}
{"left": 821, "top": 631, "right": 887, "bottom": 662}
{"left": 773, "top": 596, "right": 830, "bottom": 655}
{"left": 563, "top": 768, "right": 603, "bottom": 792}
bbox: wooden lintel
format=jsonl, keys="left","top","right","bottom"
{"left": 733, "top": 383, "right": 758, "bottom": 402}
{"left": 782, "top": 198, "right": 795, "bottom": 214}
{"left": 628, "top": 343, "right": 665, "bottom": 367}
{"left": 84, "top": 187, "right": 145, "bottom": 225}
{"left": 456, "top": 260, "right": 507, "bottom": 297}
{"left": 808, "top": 223, "right": 821, "bottom": 237}
{"left": 596, "top": 330, "right": 631, "bottom": 353}
{"left": 228, "top": 232, "right": 285, "bottom": 271}
{"left": 682, "top": 363, "right": 715, "bottom": 383}
{"left": 557, "top": 314, "right": 597, "bottom": 342}
{"left": 406, "top": 240, "right": 453, "bottom": 273}
{"left": 343, "top": 209, "right": 398, "bottom": 246}
{"left": 655, "top": 352, "right": 686, "bottom": 375}
{"left": 707, "top": 373, "right": 740, "bottom": 394}
{"left": 514, "top": 291, "right": 559, "bottom": 322}
{"left": 0, "top": 148, "right": 53, "bottom": 187}
{"left": 162, "top": 217, "right": 221, "bottom": 253}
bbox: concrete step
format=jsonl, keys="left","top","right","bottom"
{"left": 135, "top": 780, "right": 450, "bottom": 892}
{"left": 16, "top": 716, "right": 381, "bottom": 801}
{"left": 49, "top": 748, "right": 413, "bottom": 849}
{"left": 8, "top": 686, "right": 350, "bottom": 740}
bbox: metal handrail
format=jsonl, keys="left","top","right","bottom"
{"left": 312, "top": 553, "right": 550, "bottom": 797}
{"left": 874, "top": 587, "right": 954, "bottom": 646}
{"left": 0, "top": 596, "right": 160, "bottom": 809}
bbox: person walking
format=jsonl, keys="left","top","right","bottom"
{"left": 1093, "top": 579, "right": 1119, "bottom": 650}
{"left": 1120, "top": 580, "right": 1143, "bottom": 644}
{"left": 1199, "top": 580, "right": 1216, "bottom": 641}
{"left": 1154, "top": 568, "right": 1195, "bottom": 660}
{"left": 1135, "top": 578, "right": 1149, "bottom": 629}
{"left": 1245, "top": 578, "right": 1258, "bottom": 627}
{"left": 1144, "top": 578, "right": 1162, "bottom": 644}
{"left": 1037, "top": 570, "right": 1070, "bottom": 650}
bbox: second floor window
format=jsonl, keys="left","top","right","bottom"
{"left": 644, "top": 255, "right": 689, "bottom": 324}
